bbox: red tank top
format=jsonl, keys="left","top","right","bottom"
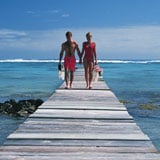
{"left": 83, "top": 42, "right": 95, "bottom": 60}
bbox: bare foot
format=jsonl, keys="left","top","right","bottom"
{"left": 65, "top": 86, "right": 69, "bottom": 89}
{"left": 86, "top": 85, "right": 89, "bottom": 89}
{"left": 89, "top": 86, "right": 92, "bottom": 90}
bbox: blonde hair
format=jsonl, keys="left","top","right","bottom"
{"left": 86, "top": 32, "right": 92, "bottom": 38}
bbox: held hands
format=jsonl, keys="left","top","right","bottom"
{"left": 79, "top": 57, "right": 82, "bottom": 64}
{"left": 78, "top": 53, "right": 83, "bottom": 64}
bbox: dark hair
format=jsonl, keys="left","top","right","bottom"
{"left": 66, "top": 31, "right": 72, "bottom": 37}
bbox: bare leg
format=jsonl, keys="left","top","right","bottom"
{"left": 70, "top": 71, "right": 74, "bottom": 88}
{"left": 83, "top": 60, "right": 89, "bottom": 88}
{"left": 85, "top": 68, "right": 89, "bottom": 88}
{"left": 65, "top": 68, "right": 69, "bottom": 88}
{"left": 89, "top": 62, "right": 94, "bottom": 89}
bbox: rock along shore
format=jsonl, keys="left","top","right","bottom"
{"left": 0, "top": 99, "right": 43, "bottom": 117}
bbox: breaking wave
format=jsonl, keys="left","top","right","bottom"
{"left": 1, "top": 59, "right": 160, "bottom": 64}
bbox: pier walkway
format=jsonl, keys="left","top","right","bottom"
{"left": 0, "top": 67, "right": 160, "bottom": 159}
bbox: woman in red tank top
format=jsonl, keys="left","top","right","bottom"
{"left": 81, "top": 32, "right": 98, "bottom": 89}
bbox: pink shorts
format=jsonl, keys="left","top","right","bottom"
{"left": 64, "top": 56, "right": 76, "bottom": 71}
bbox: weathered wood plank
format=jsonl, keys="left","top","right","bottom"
{"left": 0, "top": 155, "right": 160, "bottom": 160}
{"left": 25, "top": 117, "right": 135, "bottom": 123}
{"left": 39, "top": 102, "right": 127, "bottom": 111}
{"left": 8, "top": 133, "right": 149, "bottom": 140}
{"left": 48, "top": 90, "right": 120, "bottom": 101}
{"left": 24, "top": 118, "right": 135, "bottom": 125}
{"left": 14, "top": 118, "right": 142, "bottom": 134}
{"left": 13, "top": 122, "right": 142, "bottom": 134}
{"left": 59, "top": 81, "right": 110, "bottom": 90}
{"left": 0, "top": 146, "right": 157, "bottom": 153}
{"left": 44, "top": 101, "right": 122, "bottom": 107}
{"left": 4, "top": 139, "right": 155, "bottom": 147}
{"left": 30, "top": 109, "right": 133, "bottom": 120}
{"left": 12, "top": 129, "right": 145, "bottom": 135}
{"left": 39, "top": 104, "right": 126, "bottom": 110}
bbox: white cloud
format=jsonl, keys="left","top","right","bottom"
{"left": 26, "top": 9, "right": 64, "bottom": 18}
{"left": 47, "top": 10, "right": 60, "bottom": 14}
{"left": 0, "top": 29, "right": 27, "bottom": 38}
{"left": 1, "top": 26, "right": 160, "bottom": 59}
{"left": 61, "top": 14, "right": 70, "bottom": 18}
{"left": 26, "top": 11, "right": 35, "bottom": 14}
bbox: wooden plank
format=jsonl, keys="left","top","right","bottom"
{"left": 8, "top": 133, "right": 149, "bottom": 140}
{"left": 39, "top": 102, "right": 126, "bottom": 108}
{"left": 23, "top": 118, "right": 136, "bottom": 125}
{"left": 17, "top": 122, "right": 141, "bottom": 131}
{"left": 30, "top": 109, "right": 133, "bottom": 120}
{"left": 0, "top": 146, "right": 157, "bottom": 153}
{"left": 40, "top": 102, "right": 125, "bottom": 106}
{"left": 51, "top": 90, "right": 119, "bottom": 98}
{"left": 25, "top": 118, "right": 135, "bottom": 124}
{"left": 13, "top": 123, "right": 143, "bottom": 134}
{"left": 27, "top": 117, "right": 134, "bottom": 123}
{"left": 59, "top": 81, "right": 110, "bottom": 90}
{"left": 54, "top": 89, "right": 118, "bottom": 97}
{"left": 0, "top": 155, "right": 160, "bottom": 160}
{"left": 42, "top": 101, "right": 122, "bottom": 106}
{"left": 39, "top": 103, "right": 126, "bottom": 110}
{"left": 13, "top": 129, "right": 144, "bottom": 135}
{"left": 4, "top": 139, "right": 154, "bottom": 147}
{"left": 15, "top": 118, "right": 142, "bottom": 134}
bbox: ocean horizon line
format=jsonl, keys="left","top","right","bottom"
{"left": 0, "top": 58, "right": 160, "bottom": 64}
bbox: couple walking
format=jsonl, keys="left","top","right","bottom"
{"left": 59, "top": 31, "right": 98, "bottom": 89}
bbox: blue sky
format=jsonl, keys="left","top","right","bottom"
{"left": 0, "top": 0, "right": 160, "bottom": 59}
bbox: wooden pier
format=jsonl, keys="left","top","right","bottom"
{"left": 0, "top": 67, "right": 160, "bottom": 159}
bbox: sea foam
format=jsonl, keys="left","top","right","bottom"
{"left": 1, "top": 59, "right": 160, "bottom": 64}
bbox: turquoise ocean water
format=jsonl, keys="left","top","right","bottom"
{"left": 0, "top": 59, "right": 160, "bottom": 151}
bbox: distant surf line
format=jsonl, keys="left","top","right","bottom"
{"left": 0, "top": 59, "right": 160, "bottom": 64}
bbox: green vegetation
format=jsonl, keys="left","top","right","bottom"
{"left": 139, "top": 103, "right": 160, "bottom": 110}
{"left": 119, "top": 99, "right": 132, "bottom": 104}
